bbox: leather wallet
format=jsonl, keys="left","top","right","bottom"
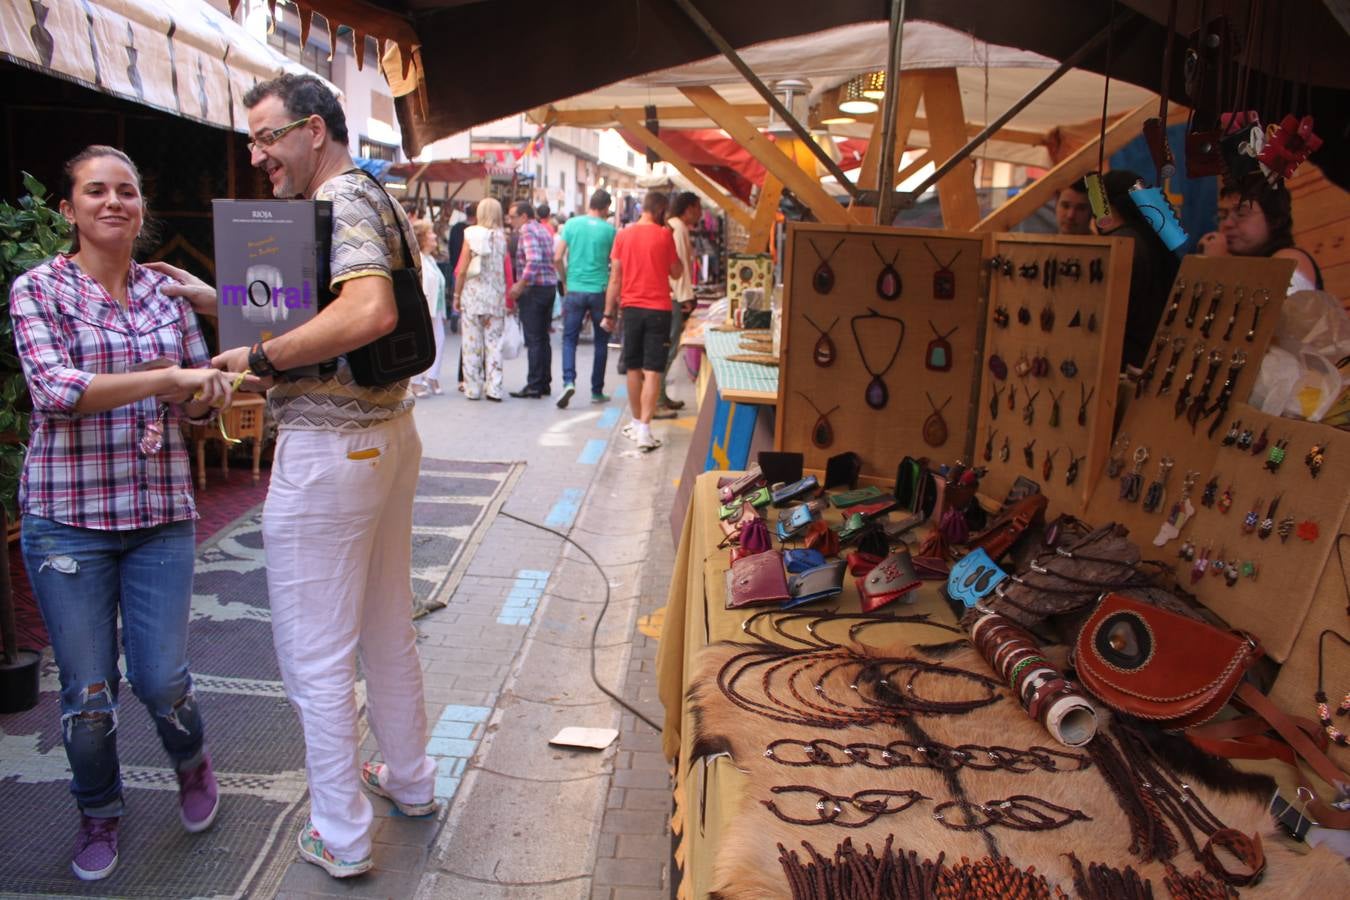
{"left": 856, "top": 549, "right": 922, "bottom": 612}
{"left": 718, "top": 465, "right": 765, "bottom": 504}
{"left": 831, "top": 485, "right": 885, "bottom": 508}
{"left": 784, "top": 548, "right": 827, "bottom": 573}
{"left": 725, "top": 550, "right": 790, "bottom": 609}
{"left": 758, "top": 451, "right": 804, "bottom": 485}
{"left": 824, "top": 452, "right": 862, "bottom": 489}
{"left": 771, "top": 475, "right": 819, "bottom": 506}
{"left": 784, "top": 560, "right": 846, "bottom": 609}
{"left": 847, "top": 551, "right": 884, "bottom": 577}
{"left": 946, "top": 548, "right": 1008, "bottom": 609}
{"left": 848, "top": 495, "right": 899, "bottom": 519}
{"left": 776, "top": 503, "right": 819, "bottom": 541}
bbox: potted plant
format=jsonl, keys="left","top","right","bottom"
{"left": 0, "top": 172, "right": 69, "bottom": 712}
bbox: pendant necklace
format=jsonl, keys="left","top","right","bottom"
{"left": 923, "top": 243, "right": 962, "bottom": 299}
{"left": 1048, "top": 389, "right": 1064, "bottom": 428}
{"left": 925, "top": 321, "right": 958, "bottom": 372}
{"left": 808, "top": 238, "right": 845, "bottom": 294}
{"left": 923, "top": 393, "right": 951, "bottom": 447}
{"left": 802, "top": 314, "right": 839, "bottom": 367}
{"left": 795, "top": 391, "right": 840, "bottom": 449}
{"left": 871, "top": 241, "right": 903, "bottom": 300}
{"left": 1023, "top": 439, "right": 1037, "bottom": 469}
{"left": 851, "top": 308, "right": 905, "bottom": 409}
{"left": 1077, "top": 384, "right": 1095, "bottom": 427}
{"left": 988, "top": 384, "right": 1003, "bottom": 421}
{"left": 983, "top": 427, "right": 998, "bottom": 462}
{"left": 1065, "top": 450, "right": 1085, "bottom": 486}
{"left": 1315, "top": 629, "right": 1350, "bottom": 747}
{"left": 1042, "top": 447, "right": 1058, "bottom": 481}
{"left": 1022, "top": 387, "right": 1040, "bottom": 426}
{"left": 999, "top": 436, "right": 1011, "bottom": 463}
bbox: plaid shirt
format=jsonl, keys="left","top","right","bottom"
{"left": 514, "top": 219, "right": 558, "bottom": 287}
{"left": 10, "top": 255, "right": 211, "bottom": 530}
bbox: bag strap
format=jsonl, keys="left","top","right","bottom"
{"left": 1188, "top": 682, "right": 1350, "bottom": 829}
{"left": 349, "top": 168, "right": 417, "bottom": 271}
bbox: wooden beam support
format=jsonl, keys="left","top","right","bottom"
{"left": 680, "top": 86, "right": 848, "bottom": 225}
{"left": 920, "top": 69, "right": 981, "bottom": 230}
{"left": 973, "top": 101, "right": 1153, "bottom": 233}
{"left": 746, "top": 175, "right": 783, "bottom": 253}
{"left": 531, "top": 103, "right": 770, "bottom": 128}
{"left": 855, "top": 72, "right": 925, "bottom": 193}
{"left": 895, "top": 150, "right": 934, "bottom": 185}
{"left": 613, "top": 110, "right": 753, "bottom": 228}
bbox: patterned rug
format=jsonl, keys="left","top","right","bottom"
{"left": 0, "top": 457, "right": 519, "bottom": 897}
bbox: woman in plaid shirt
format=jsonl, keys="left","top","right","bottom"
{"left": 10, "top": 146, "right": 246, "bottom": 881}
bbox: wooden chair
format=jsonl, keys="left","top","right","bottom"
{"left": 189, "top": 395, "right": 267, "bottom": 490}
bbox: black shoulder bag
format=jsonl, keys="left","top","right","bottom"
{"left": 344, "top": 170, "right": 436, "bottom": 386}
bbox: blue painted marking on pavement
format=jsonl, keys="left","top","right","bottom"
{"left": 545, "top": 488, "right": 584, "bottom": 529}
{"left": 597, "top": 407, "right": 621, "bottom": 429}
{"left": 498, "top": 568, "right": 549, "bottom": 626}
{"left": 577, "top": 439, "right": 606, "bottom": 465}
{"left": 421, "top": 704, "right": 492, "bottom": 802}
{"left": 614, "top": 383, "right": 628, "bottom": 400}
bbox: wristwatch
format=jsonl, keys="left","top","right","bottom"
{"left": 248, "top": 341, "right": 279, "bottom": 378}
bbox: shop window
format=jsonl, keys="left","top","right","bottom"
{"left": 360, "top": 138, "right": 398, "bottom": 162}
{"left": 266, "top": 28, "right": 333, "bottom": 81}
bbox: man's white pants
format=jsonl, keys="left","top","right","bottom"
{"left": 263, "top": 413, "right": 436, "bottom": 860}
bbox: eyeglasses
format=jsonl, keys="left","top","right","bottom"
{"left": 247, "top": 117, "right": 312, "bottom": 153}
{"left": 1215, "top": 203, "right": 1258, "bottom": 226}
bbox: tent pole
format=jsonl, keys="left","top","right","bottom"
{"left": 876, "top": 0, "right": 907, "bottom": 226}
{"left": 898, "top": 8, "right": 1136, "bottom": 208}
{"left": 613, "top": 110, "right": 754, "bottom": 228}
{"left": 668, "top": 0, "right": 859, "bottom": 201}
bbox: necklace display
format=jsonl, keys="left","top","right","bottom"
{"left": 923, "top": 243, "right": 962, "bottom": 299}
{"left": 871, "top": 241, "right": 903, "bottom": 300}
{"left": 795, "top": 391, "right": 840, "bottom": 449}
{"left": 850, "top": 308, "right": 905, "bottom": 410}
{"left": 802, "top": 313, "right": 839, "bottom": 367}
{"left": 808, "top": 238, "right": 845, "bottom": 294}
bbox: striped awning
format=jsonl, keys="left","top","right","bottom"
{"left": 0, "top": 0, "right": 339, "bottom": 133}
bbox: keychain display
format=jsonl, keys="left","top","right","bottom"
{"left": 1141, "top": 456, "right": 1175, "bottom": 514}
{"left": 809, "top": 238, "right": 845, "bottom": 294}
{"left": 1106, "top": 435, "right": 1130, "bottom": 479}
{"left": 1120, "top": 447, "right": 1149, "bottom": 502}
{"left": 872, "top": 241, "right": 902, "bottom": 300}
{"left": 802, "top": 314, "right": 839, "bottom": 367}
{"left": 850, "top": 308, "right": 905, "bottom": 410}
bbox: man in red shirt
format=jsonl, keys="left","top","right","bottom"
{"left": 603, "top": 192, "right": 682, "bottom": 451}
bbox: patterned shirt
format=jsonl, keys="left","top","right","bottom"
{"left": 514, "top": 219, "right": 558, "bottom": 288}
{"left": 10, "top": 255, "right": 210, "bottom": 530}
{"left": 267, "top": 170, "right": 417, "bottom": 432}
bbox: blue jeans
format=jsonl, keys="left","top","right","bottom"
{"left": 561, "top": 291, "right": 609, "bottom": 394}
{"left": 21, "top": 515, "right": 204, "bottom": 817}
{"left": 517, "top": 285, "right": 556, "bottom": 394}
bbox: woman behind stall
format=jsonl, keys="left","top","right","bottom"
{"left": 9, "top": 145, "right": 242, "bottom": 881}
{"left": 1202, "top": 178, "right": 1324, "bottom": 293}
{"left": 453, "top": 197, "right": 512, "bottom": 401}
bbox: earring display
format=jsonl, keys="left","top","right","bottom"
{"left": 976, "top": 233, "right": 1131, "bottom": 519}
{"left": 780, "top": 225, "right": 983, "bottom": 478}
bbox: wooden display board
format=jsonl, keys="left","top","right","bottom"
{"left": 775, "top": 223, "right": 986, "bottom": 479}
{"left": 973, "top": 233, "right": 1133, "bottom": 516}
{"left": 1080, "top": 255, "right": 1340, "bottom": 662}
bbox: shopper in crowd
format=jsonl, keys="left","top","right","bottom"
{"left": 606, "top": 191, "right": 683, "bottom": 452}
{"left": 1096, "top": 169, "right": 1181, "bottom": 370}
{"left": 1199, "top": 179, "right": 1323, "bottom": 293}
{"left": 506, "top": 201, "right": 559, "bottom": 398}
{"left": 658, "top": 191, "right": 702, "bottom": 417}
{"left": 536, "top": 202, "right": 555, "bottom": 236}
{"left": 455, "top": 197, "right": 512, "bottom": 401}
{"left": 207, "top": 72, "right": 439, "bottom": 879}
{"left": 554, "top": 189, "right": 617, "bottom": 408}
{"left": 10, "top": 145, "right": 239, "bottom": 881}
{"left": 409, "top": 219, "right": 448, "bottom": 397}
{"left": 1056, "top": 177, "right": 1093, "bottom": 236}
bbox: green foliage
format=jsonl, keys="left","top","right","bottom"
{"left": 0, "top": 172, "right": 71, "bottom": 520}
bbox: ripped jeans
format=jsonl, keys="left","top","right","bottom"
{"left": 21, "top": 515, "right": 203, "bottom": 818}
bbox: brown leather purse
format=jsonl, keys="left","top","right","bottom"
{"left": 1074, "top": 593, "right": 1261, "bottom": 729}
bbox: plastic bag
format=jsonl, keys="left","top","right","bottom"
{"left": 1249, "top": 290, "right": 1350, "bottom": 422}
{"left": 501, "top": 314, "right": 524, "bottom": 360}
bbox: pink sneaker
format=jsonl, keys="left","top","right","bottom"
{"left": 177, "top": 753, "right": 220, "bottom": 833}
{"left": 71, "top": 815, "right": 119, "bottom": 881}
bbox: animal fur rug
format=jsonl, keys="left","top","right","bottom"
{"left": 688, "top": 636, "right": 1350, "bottom": 899}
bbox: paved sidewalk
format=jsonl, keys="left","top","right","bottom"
{"left": 272, "top": 326, "right": 691, "bottom": 899}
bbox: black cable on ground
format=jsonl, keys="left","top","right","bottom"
{"left": 499, "top": 510, "right": 662, "bottom": 731}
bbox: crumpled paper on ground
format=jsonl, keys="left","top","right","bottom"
{"left": 1249, "top": 289, "right": 1350, "bottom": 422}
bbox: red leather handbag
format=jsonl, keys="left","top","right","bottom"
{"left": 1074, "top": 593, "right": 1261, "bottom": 729}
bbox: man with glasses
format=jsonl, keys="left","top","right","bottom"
{"left": 506, "top": 202, "right": 559, "bottom": 398}
{"left": 210, "top": 73, "right": 439, "bottom": 879}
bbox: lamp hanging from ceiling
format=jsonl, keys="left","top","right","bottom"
{"left": 860, "top": 70, "right": 886, "bottom": 100}
{"left": 838, "top": 76, "right": 879, "bottom": 115}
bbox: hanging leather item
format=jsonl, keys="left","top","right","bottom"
{"left": 925, "top": 321, "right": 957, "bottom": 372}
{"left": 871, "top": 241, "right": 902, "bottom": 300}
{"left": 857, "top": 549, "right": 922, "bottom": 612}
{"left": 809, "top": 238, "right": 844, "bottom": 294}
{"left": 802, "top": 314, "right": 838, "bottom": 367}
{"left": 922, "top": 393, "right": 950, "bottom": 448}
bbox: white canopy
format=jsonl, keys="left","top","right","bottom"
{"left": 542, "top": 20, "right": 1158, "bottom": 168}
{"left": 0, "top": 0, "right": 339, "bottom": 133}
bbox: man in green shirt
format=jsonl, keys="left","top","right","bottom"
{"left": 554, "top": 189, "right": 617, "bottom": 407}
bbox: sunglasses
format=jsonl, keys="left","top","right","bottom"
{"left": 247, "top": 117, "right": 312, "bottom": 153}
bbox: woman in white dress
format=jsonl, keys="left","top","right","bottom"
{"left": 411, "top": 218, "right": 448, "bottom": 396}
{"left": 453, "top": 198, "right": 511, "bottom": 401}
